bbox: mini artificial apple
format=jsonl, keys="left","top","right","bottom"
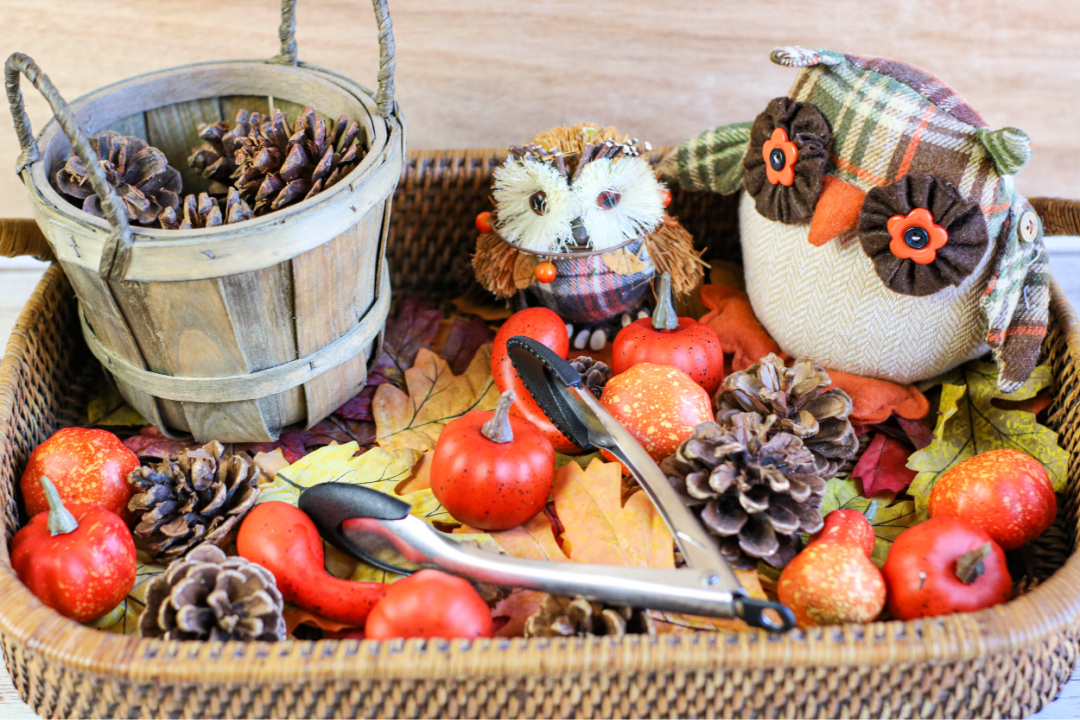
{"left": 431, "top": 390, "right": 555, "bottom": 531}
{"left": 20, "top": 427, "right": 139, "bottom": 521}
{"left": 599, "top": 363, "right": 713, "bottom": 464}
{"left": 883, "top": 516, "right": 1011, "bottom": 620}
{"left": 612, "top": 272, "right": 724, "bottom": 395}
{"left": 11, "top": 476, "right": 136, "bottom": 622}
{"left": 777, "top": 508, "right": 886, "bottom": 627}
{"left": 491, "top": 307, "right": 578, "bottom": 452}
{"left": 929, "top": 448, "right": 1055, "bottom": 550}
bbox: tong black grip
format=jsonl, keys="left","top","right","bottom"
{"left": 505, "top": 335, "right": 594, "bottom": 451}
{"left": 736, "top": 597, "right": 798, "bottom": 633}
{"left": 298, "top": 483, "right": 410, "bottom": 557}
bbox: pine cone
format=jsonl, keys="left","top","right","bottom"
{"left": 127, "top": 441, "right": 260, "bottom": 563}
{"left": 221, "top": 105, "right": 364, "bottom": 216}
{"left": 158, "top": 189, "right": 253, "bottom": 229}
{"left": 717, "top": 354, "right": 858, "bottom": 476}
{"left": 54, "top": 131, "right": 181, "bottom": 226}
{"left": 662, "top": 411, "right": 827, "bottom": 570}
{"left": 139, "top": 545, "right": 285, "bottom": 641}
{"left": 524, "top": 594, "right": 656, "bottom": 637}
{"left": 187, "top": 110, "right": 250, "bottom": 189}
{"left": 569, "top": 356, "right": 612, "bottom": 398}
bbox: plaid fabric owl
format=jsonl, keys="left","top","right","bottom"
{"left": 661, "top": 47, "right": 1048, "bottom": 392}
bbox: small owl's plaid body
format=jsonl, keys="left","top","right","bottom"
{"left": 662, "top": 47, "right": 1048, "bottom": 391}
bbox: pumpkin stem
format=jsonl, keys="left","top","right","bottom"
{"left": 863, "top": 499, "right": 878, "bottom": 524}
{"left": 39, "top": 475, "right": 78, "bottom": 537}
{"left": 955, "top": 542, "right": 993, "bottom": 584}
{"left": 481, "top": 390, "right": 515, "bottom": 444}
{"left": 651, "top": 272, "right": 679, "bottom": 332}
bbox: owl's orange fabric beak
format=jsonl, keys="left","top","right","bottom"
{"left": 808, "top": 176, "right": 867, "bottom": 246}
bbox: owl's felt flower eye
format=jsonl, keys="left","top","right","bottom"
{"left": 572, "top": 156, "right": 664, "bottom": 251}
{"left": 762, "top": 128, "right": 798, "bottom": 186}
{"left": 743, "top": 97, "right": 831, "bottom": 224}
{"left": 857, "top": 174, "right": 989, "bottom": 297}
{"left": 491, "top": 157, "right": 575, "bottom": 253}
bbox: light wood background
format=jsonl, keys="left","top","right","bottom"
{"left": 0, "top": 1, "right": 1078, "bottom": 717}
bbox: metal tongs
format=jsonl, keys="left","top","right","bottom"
{"left": 299, "top": 335, "right": 795, "bottom": 632}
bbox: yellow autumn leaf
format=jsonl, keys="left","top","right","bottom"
{"left": 908, "top": 361, "right": 1069, "bottom": 520}
{"left": 374, "top": 345, "right": 500, "bottom": 453}
{"left": 601, "top": 246, "right": 649, "bottom": 276}
{"left": 257, "top": 442, "right": 421, "bottom": 506}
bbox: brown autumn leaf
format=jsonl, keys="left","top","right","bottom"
{"left": 601, "top": 247, "right": 648, "bottom": 276}
{"left": 283, "top": 606, "right": 357, "bottom": 635}
{"left": 513, "top": 253, "right": 539, "bottom": 289}
{"left": 646, "top": 568, "right": 767, "bottom": 634}
{"left": 373, "top": 345, "right": 500, "bottom": 453}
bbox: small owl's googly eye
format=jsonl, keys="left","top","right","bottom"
{"left": 596, "top": 190, "right": 621, "bottom": 210}
{"left": 529, "top": 191, "right": 548, "bottom": 215}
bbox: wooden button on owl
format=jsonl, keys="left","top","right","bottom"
{"left": 1019, "top": 210, "right": 1040, "bottom": 243}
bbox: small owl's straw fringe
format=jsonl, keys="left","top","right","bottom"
{"left": 473, "top": 230, "right": 521, "bottom": 298}
{"left": 642, "top": 221, "right": 706, "bottom": 298}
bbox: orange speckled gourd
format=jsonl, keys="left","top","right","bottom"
{"left": 598, "top": 364, "right": 713, "bottom": 464}
{"left": 20, "top": 428, "right": 139, "bottom": 522}
{"left": 777, "top": 509, "right": 886, "bottom": 628}
{"left": 929, "top": 448, "right": 1056, "bottom": 550}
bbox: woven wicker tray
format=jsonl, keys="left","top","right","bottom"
{"left": 1, "top": 149, "right": 1078, "bottom": 719}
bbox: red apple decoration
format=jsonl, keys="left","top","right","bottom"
{"left": 929, "top": 448, "right": 1055, "bottom": 550}
{"left": 612, "top": 272, "right": 724, "bottom": 395}
{"left": 599, "top": 363, "right": 712, "bottom": 464}
{"left": 20, "top": 428, "right": 140, "bottom": 522}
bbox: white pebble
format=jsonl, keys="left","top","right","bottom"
{"left": 573, "top": 329, "right": 590, "bottom": 350}
{"left": 589, "top": 329, "right": 607, "bottom": 351}
{"left": 565, "top": 323, "right": 573, "bottom": 338}
{"left": 637, "top": 309, "right": 649, "bottom": 320}
{"left": 620, "top": 313, "right": 632, "bottom": 327}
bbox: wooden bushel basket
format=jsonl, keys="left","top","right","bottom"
{"left": 3, "top": 0, "right": 403, "bottom": 442}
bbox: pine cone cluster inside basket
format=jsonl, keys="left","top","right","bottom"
{"left": 716, "top": 354, "right": 859, "bottom": 476}
{"left": 51, "top": 105, "right": 365, "bottom": 227}
{"left": 139, "top": 545, "right": 285, "bottom": 642}
{"left": 127, "top": 441, "right": 260, "bottom": 563}
{"left": 191, "top": 106, "right": 365, "bottom": 216}
{"left": 524, "top": 594, "right": 656, "bottom": 637}
{"left": 662, "top": 409, "right": 830, "bottom": 570}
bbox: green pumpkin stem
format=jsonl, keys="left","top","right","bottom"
{"left": 651, "top": 272, "right": 679, "bottom": 332}
{"left": 955, "top": 542, "right": 993, "bottom": 585}
{"left": 39, "top": 475, "right": 78, "bottom": 537}
{"left": 481, "top": 390, "right": 515, "bottom": 444}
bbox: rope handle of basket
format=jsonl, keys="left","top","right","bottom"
{"left": 272, "top": 0, "right": 396, "bottom": 119}
{"left": 4, "top": 52, "right": 132, "bottom": 279}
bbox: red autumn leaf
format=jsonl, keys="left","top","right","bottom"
{"left": 121, "top": 426, "right": 194, "bottom": 460}
{"left": 335, "top": 385, "right": 377, "bottom": 421}
{"left": 897, "top": 416, "right": 935, "bottom": 451}
{"left": 851, "top": 432, "right": 917, "bottom": 496}
{"left": 436, "top": 316, "right": 495, "bottom": 375}
{"left": 368, "top": 297, "right": 444, "bottom": 387}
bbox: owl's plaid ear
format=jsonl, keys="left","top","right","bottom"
{"left": 977, "top": 127, "right": 1032, "bottom": 176}
{"left": 659, "top": 121, "right": 752, "bottom": 195}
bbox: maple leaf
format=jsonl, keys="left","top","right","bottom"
{"left": 820, "top": 477, "right": 919, "bottom": 566}
{"left": 367, "top": 297, "right": 443, "bottom": 388}
{"left": 897, "top": 416, "right": 935, "bottom": 451}
{"left": 435, "top": 315, "right": 496, "bottom": 375}
{"left": 374, "top": 345, "right": 500, "bottom": 453}
{"left": 851, "top": 432, "right": 918, "bottom": 496}
{"left": 553, "top": 458, "right": 674, "bottom": 569}
{"left": 907, "top": 361, "right": 1069, "bottom": 520}
{"left": 122, "top": 426, "right": 194, "bottom": 460}
{"left": 88, "top": 379, "right": 147, "bottom": 427}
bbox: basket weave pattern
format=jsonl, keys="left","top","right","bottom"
{"left": 0, "top": 150, "right": 1078, "bottom": 719}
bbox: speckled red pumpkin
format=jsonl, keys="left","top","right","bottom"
{"left": 612, "top": 316, "right": 724, "bottom": 396}
{"left": 20, "top": 428, "right": 140, "bottom": 522}
{"left": 777, "top": 509, "right": 886, "bottom": 627}
{"left": 929, "top": 448, "right": 1056, "bottom": 550}
{"left": 431, "top": 393, "right": 555, "bottom": 531}
{"left": 599, "top": 364, "right": 713, "bottom": 464}
{"left": 491, "top": 307, "right": 578, "bottom": 453}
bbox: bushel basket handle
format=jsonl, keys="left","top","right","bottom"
{"left": 273, "top": 0, "right": 396, "bottom": 118}
{"left": 4, "top": 52, "right": 132, "bottom": 278}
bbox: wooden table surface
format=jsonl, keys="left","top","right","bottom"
{"left": 1, "top": 0, "right": 1079, "bottom": 716}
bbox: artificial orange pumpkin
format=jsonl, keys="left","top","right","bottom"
{"left": 883, "top": 516, "right": 1011, "bottom": 620}
{"left": 598, "top": 363, "right": 712, "bottom": 464}
{"left": 611, "top": 273, "right": 724, "bottom": 396}
{"left": 929, "top": 448, "right": 1055, "bottom": 550}
{"left": 491, "top": 307, "right": 578, "bottom": 453}
{"left": 431, "top": 390, "right": 555, "bottom": 531}
{"left": 777, "top": 509, "right": 885, "bottom": 627}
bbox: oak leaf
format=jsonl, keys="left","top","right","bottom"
{"left": 374, "top": 345, "right": 500, "bottom": 453}
{"left": 851, "top": 433, "right": 917, "bottom": 496}
{"left": 907, "top": 361, "right": 1068, "bottom": 520}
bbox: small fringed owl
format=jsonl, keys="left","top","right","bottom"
{"left": 473, "top": 124, "right": 703, "bottom": 350}
{"left": 662, "top": 47, "right": 1048, "bottom": 392}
